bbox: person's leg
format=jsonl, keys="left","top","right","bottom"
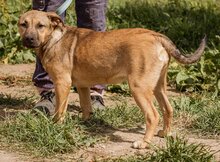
{"left": 75, "top": 0, "right": 108, "bottom": 108}
{"left": 32, "top": 0, "right": 65, "bottom": 93}
{"left": 32, "top": 0, "right": 108, "bottom": 114}
{"left": 32, "top": 0, "right": 65, "bottom": 114}
{"left": 32, "top": 0, "right": 65, "bottom": 94}
{"left": 75, "top": 0, "right": 107, "bottom": 31}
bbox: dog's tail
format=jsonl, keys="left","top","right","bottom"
{"left": 155, "top": 33, "right": 206, "bottom": 64}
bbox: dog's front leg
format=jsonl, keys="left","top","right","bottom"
{"left": 77, "top": 87, "right": 92, "bottom": 120}
{"left": 53, "top": 80, "right": 71, "bottom": 123}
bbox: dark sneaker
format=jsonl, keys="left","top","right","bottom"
{"left": 32, "top": 91, "right": 56, "bottom": 116}
{"left": 91, "top": 95, "right": 105, "bottom": 110}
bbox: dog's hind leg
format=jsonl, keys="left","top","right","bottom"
{"left": 77, "top": 87, "right": 92, "bottom": 120}
{"left": 154, "top": 65, "right": 173, "bottom": 138}
{"left": 129, "top": 79, "right": 160, "bottom": 149}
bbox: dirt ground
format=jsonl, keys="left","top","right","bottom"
{"left": 0, "top": 63, "right": 219, "bottom": 162}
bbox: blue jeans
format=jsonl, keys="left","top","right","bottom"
{"left": 32, "top": 0, "right": 107, "bottom": 94}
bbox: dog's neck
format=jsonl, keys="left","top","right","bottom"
{"left": 35, "top": 27, "right": 66, "bottom": 60}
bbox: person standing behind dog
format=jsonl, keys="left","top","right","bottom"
{"left": 32, "top": 0, "right": 108, "bottom": 115}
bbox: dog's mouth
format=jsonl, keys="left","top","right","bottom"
{"left": 22, "top": 39, "right": 40, "bottom": 49}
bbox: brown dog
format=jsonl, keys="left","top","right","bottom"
{"left": 18, "top": 10, "right": 206, "bottom": 149}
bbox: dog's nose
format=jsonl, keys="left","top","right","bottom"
{"left": 22, "top": 35, "right": 38, "bottom": 48}
{"left": 25, "top": 36, "right": 34, "bottom": 43}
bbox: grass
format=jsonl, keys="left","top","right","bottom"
{"left": 0, "top": 112, "right": 103, "bottom": 156}
{"left": 0, "top": 95, "right": 144, "bottom": 157}
{"left": 0, "top": 93, "right": 219, "bottom": 159}
{"left": 148, "top": 136, "right": 215, "bottom": 162}
{"left": 170, "top": 93, "right": 220, "bottom": 136}
{"left": 0, "top": 93, "right": 34, "bottom": 108}
{"left": 92, "top": 103, "right": 144, "bottom": 128}
{"left": 100, "top": 136, "right": 216, "bottom": 162}
{"left": 192, "top": 107, "right": 220, "bottom": 136}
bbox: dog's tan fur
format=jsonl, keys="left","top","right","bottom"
{"left": 18, "top": 10, "right": 206, "bottom": 149}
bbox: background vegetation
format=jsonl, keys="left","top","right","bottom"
{"left": 107, "top": 0, "right": 220, "bottom": 94}
{"left": 0, "top": 0, "right": 220, "bottom": 93}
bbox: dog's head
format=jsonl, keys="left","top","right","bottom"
{"left": 18, "top": 10, "right": 64, "bottom": 48}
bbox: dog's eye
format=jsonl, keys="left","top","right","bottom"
{"left": 20, "top": 23, "right": 27, "bottom": 28}
{"left": 37, "top": 24, "right": 45, "bottom": 28}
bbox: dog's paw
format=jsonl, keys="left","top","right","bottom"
{"left": 53, "top": 114, "right": 65, "bottom": 124}
{"left": 132, "top": 140, "right": 149, "bottom": 149}
{"left": 82, "top": 112, "right": 92, "bottom": 121}
{"left": 157, "top": 130, "right": 172, "bottom": 138}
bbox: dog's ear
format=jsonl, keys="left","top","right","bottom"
{"left": 47, "top": 12, "right": 64, "bottom": 29}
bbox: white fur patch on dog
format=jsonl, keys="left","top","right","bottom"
{"left": 46, "top": 29, "right": 64, "bottom": 49}
{"left": 51, "top": 29, "right": 63, "bottom": 42}
{"left": 156, "top": 44, "right": 169, "bottom": 62}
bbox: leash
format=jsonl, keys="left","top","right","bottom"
{"left": 56, "top": 0, "right": 73, "bottom": 15}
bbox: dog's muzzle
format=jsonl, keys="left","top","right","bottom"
{"left": 22, "top": 35, "right": 39, "bottom": 48}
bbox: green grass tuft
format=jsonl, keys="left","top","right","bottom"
{"left": 100, "top": 136, "right": 215, "bottom": 162}
{"left": 0, "top": 112, "right": 102, "bottom": 156}
{"left": 171, "top": 93, "right": 220, "bottom": 136}
{"left": 0, "top": 93, "right": 34, "bottom": 107}
{"left": 148, "top": 136, "right": 215, "bottom": 162}
{"left": 192, "top": 107, "right": 220, "bottom": 136}
{"left": 92, "top": 103, "right": 144, "bottom": 129}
